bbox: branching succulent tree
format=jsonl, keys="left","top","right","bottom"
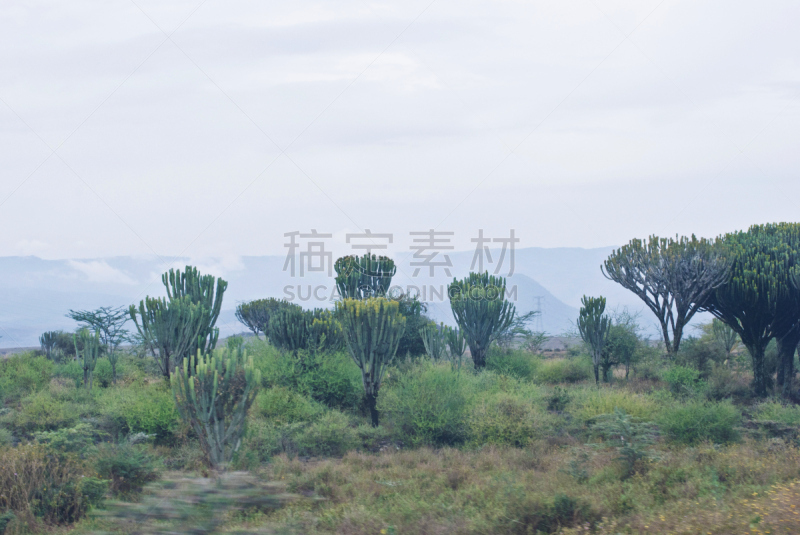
{"left": 74, "top": 328, "right": 100, "bottom": 390}
{"left": 334, "top": 254, "right": 396, "bottom": 299}
{"left": 578, "top": 296, "right": 610, "bottom": 385}
{"left": 444, "top": 325, "right": 467, "bottom": 371}
{"left": 420, "top": 322, "right": 447, "bottom": 361}
{"left": 67, "top": 306, "right": 129, "bottom": 384}
{"left": 234, "top": 298, "right": 286, "bottom": 339}
{"left": 129, "top": 296, "right": 207, "bottom": 381}
{"left": 268, "top": 303, "right": 309, "bottom": 353}
{"left": 163, "top": 266, "right": 227, "bottom": 355}
{"left": 448, "top": 272, "right": 515, "bottom": 370}
{"left": 336, "top": 298, "right": 406, "bottom": 426}
{"left": 308, "top": 308, "right": 344, "bottom": 353}
{"left": 701, "top": 223, "right": 800, "bottom": 397}
{"left": 39, "top": 331, "right": 60, "bottom": 360}
{"left": 171, "top": 345, "right": 261, "bottom": 469}
{"left": 602, "top": 235, "right": 730, "bottom": 357}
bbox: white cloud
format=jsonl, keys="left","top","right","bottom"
{"left": 67, "top": 260, "right": 137, "bottom": 285}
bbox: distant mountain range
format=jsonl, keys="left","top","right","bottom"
{"left": 0, "top": 247, "right": 668, "bottom": 348}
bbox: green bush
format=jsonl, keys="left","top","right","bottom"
{"left": 298, "top": 350, "right": 363, "bottom": 411}
{"left": 469, "top": 392, "right": 550, "bottom": 446}
{"left": 534, "top": 357, "right": 593, "bottom": 384}
{"left": 657, "top": 400, "right": 742, "bottom": 445}
{"left": 486, "top": 348, "right": 540, "bottom": 380}
{"left": 98, "top": 384, "right": 179, "bottom": 444}
{"left": 705, "top": 364, "right": 752, "bottom": 401}
{"left": 93, "top": 358, "right": 125, "bottom": 388}
{"left": 2, "top": 389, "right": 78, "bottom": 434}
{"left": 753, "top": 401, "right": 800, "bottom": 426}
{"left": 95, "top": 442, "right": 161, "bottom": 498}
{"left": 0, "top": 427, "right": 12, "bottom": 447}
{"left": 34, "top": 423, "right": 105, "bottom": 456}
{"left": 569, "top": 388, "right": 658, "bottom": 421}
{"left": 256, "top": 387, "right": 324, "bottom": 423}
{"left": 295, "top": 411, "right": 360, "bottom": 457}
{"left": 0, "top": 353, "right": 54, "bottom": 402}
{"left": 662, "top": 365, "right": 705, "bottom": 396}
{"left": 379, "top": 363, "right": 472, "bottom": 446}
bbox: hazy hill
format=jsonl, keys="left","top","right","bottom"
{"left": 0, "top": 247, "right": 661, "bottom": 348}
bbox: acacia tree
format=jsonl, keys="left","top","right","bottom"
{"left": 602, "top": 235, "right": 729, "bottom": 357}
{"left": 701, "top": 224, "right": 800, "bottom": 397}
{"left": 67, "top": 306, "right": 129, "bottom": 384}
{"left": 578, "top": 295, "right": 610, "bottom": 385}
{"left": 235, "top": 298, "right": 287, "bottom": 339}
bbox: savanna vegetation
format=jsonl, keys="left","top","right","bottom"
{"left": 3, "top": 223, "right": 800, "bottom": 534}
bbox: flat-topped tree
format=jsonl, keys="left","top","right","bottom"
{"left": 67, "top": 306, "right": 129, "bottom": 384}
{"left": 235, "top": 298, "right": 286, "bottom": 339}
{"left": 448, "top": 272, "right": 515, "bottom": 370}
{"left": 334, "top": 254, "right": 396, "bottom": 300}
{"left": 336, "top": 298, "right": 406, "bottom": 426}
{"left": 129, "top": 296, "right": 208, "bottom": 380}
{"left": 163, "top": 266, "right": 227, "bottom": 355}
{"left": 602, "top": 235, "right": 730, "bottom": 357}
{"left": 701, "top": 223, "right": 800, "bottom": 397}
{"left": 578, "top": 296, "right": 610, "bottom": 385}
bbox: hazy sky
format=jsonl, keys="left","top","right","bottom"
{"left": 1, "top": 0, "right": 798, "bottom": 261}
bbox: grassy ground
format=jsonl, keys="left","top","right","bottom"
{"left": 2, "top": 339, "right": 800, "bottom": 534}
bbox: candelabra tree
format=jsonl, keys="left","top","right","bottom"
{"left": 235, "top": 298, "right": 287, "bottom": 339}
{"left": 334, "top": 254, "right": 396, "bottom": 300}
{"left": 129, "top": 296, "right": 208, "bottom": 381}
{"left": 268, "top": 303, "right": 309, "bottom": 353}
{"left": 74, "top": 328, "right": 101, "bottom": 390}
{"left": 444, "top": 325, "right": 467, "bottom": 371}
{"left": 701, "top": 223, "right": 800, "bottom": 397}
{"left": 420, "top": 322, "right": 447, "bottom": 361}
{"left": 336, "top": 298, "right": 406, "bottom": 426}
{"left": 163, "top": 266, "right": 227, "bottom": 355}
{"left": 39, "top": 331, "right": 60, "bottom": 360}
{"left": 602, "top": 235, "right": 730, "bottom": 357}
{"left": 67, "top": 306, "right": 129, "bottom": 384}
{"left": 578, "top": 296, "right": 610, "bottom": 385}
{"left": 171, "top": 345, "right": 261, "bottom": 469}
{"left": 448, "top": 272, "right": 515, "bottom": 370}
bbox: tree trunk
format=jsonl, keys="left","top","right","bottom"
{"left": 748, "top": 343, "right": 770, "bottom": 397}
{"left": 365, "top": 393, "right": 379, "bottom": 427}
{"left": 776, "top": 329, "right": 800, "bottom": 398}
{"left": 83, "top": 369, "right": 88, "bottom": 389}
{"left": 593, "top": 364, "right": 600, "bottom": 385}
{"left": 472, "top": 347, "right": 486, "bottom": 370}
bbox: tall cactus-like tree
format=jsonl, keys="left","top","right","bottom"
{"left": 578, "top": 296, "right": 610, "bottom": 385}
{"left": 702, "top": 223, "right": 800, "bottom": 397}
{"left": 171, "top": 346, "right": 261, "bottom": 469}
{"left": 129, "top": 296, "right": 208, "bottom": 381}
{"left": 235, "top": 298, "right": 286, "bottom": 339}
{"left": 162, "top": 266, "right": 227, "bottom": 355}
{"left": 67, "top": 306, "right": 129, "bottom": 384}
{"left": 308, "top": 309, "right": 345, "bottom": 353}
{"left": 448, "top": 272, "right": 515, "bottom": 370}
{"left": 334, "top": 254, "right": 396, "bottom": 300}
{"left": 420, "top": 322, "right": 447, "bottom": 361}
{"left": 444, "top": 325, "right": 467, "bottom": 371}
{"left": 336, "top": 298, "right": 406, "bottom": 426}
{"left": 39, "top": 331, "right": 59, "bottom": 360}
{"left": 268, "top": 303, "right": 309, "bottom": 352}
{"left": 74, "top": 328, "right": 101, "bottom": 390}
{"left": 602, "top": 235, "right": 730, "bottom": 357}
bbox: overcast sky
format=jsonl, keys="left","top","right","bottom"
{"left": 1, "top": 0, "right": 798, "bottom": 262}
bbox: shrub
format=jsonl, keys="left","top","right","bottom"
{"left": 297, "top": 350, "right": 363, "bottom": 411}
{"left": 98, "top": 384, "right": 179, "bottom": 444}
{"left": 570, "top": 388, "right": 658, "bottom": 421}
{"left": 534, "top": 357, "right": 593, "bottom": 384}
{"left": 753, "top": 401, "right": 800, "bottom": 426}
{"left": 591, "top": 409, "right": 657, "bottom": 478}
{"left": 705, "top": 364, "right": 752, "bottom": 401}
{"left": 54, "top": 360, "right": 84, "bottom": 388}
{"left": 662, "top": 365, "right": 705, "bottom": 396}
{"left": 93, "top": 359, "right": 125, "bottom": 388}
{"left": 379, "top": 364, "right": 472, "bottom": 446}
{"left": 469, "top": 392, "right": 551, "bottom": 446}
{"left": 95, "top": 442, "right": 160, "bottom": 498}
{"left": 486, "top": 348, "right": 540, "bottom": 380}
{"left": 295, "top": 411, "right": 360, "bottom": 457}
{"left": 0, "top": 353, "right": 54, "bottom": 402}
{"left": 657, "top": 400, "right": 742, "bottom": 445}
{"left": 0, "top": 444, "right": 104, "bottom": 525}
{"left": 0, "top": 427, "right": 12, "bottom": 447}
{"left": 34, "top": 423, "right": 105, "bottom": 457}
{"left": 3, "top": 390, "right": 78, "bottom": 434}
{"left": 256, "top": 387, "right": 324, "bottom": 423}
